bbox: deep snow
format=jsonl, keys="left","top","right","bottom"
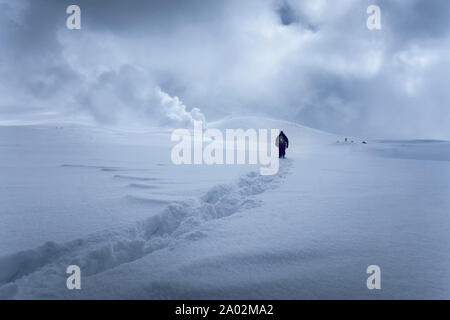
{"left": 0, "top": 117, "right": 449, "bottom": 299}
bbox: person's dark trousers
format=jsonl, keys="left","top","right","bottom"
{"left": 279, "top": 145, "right": 286, "bottom": 158}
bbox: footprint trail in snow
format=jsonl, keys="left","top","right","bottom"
{"left": 0, "top": 159, "right": 293, "bottom": 298}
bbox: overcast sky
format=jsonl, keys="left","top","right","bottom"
{"left": 0, "top": 0, "right": 449, "bottom": 138}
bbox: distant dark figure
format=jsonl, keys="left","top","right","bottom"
{"left": 276, "top": 131, "right": 289, "bottom": 159}
{"left": 362, "top": 141, "right": 367, "bottom": 144}
{"left": 345, "top": 137, "right": 348, "bottom": 142}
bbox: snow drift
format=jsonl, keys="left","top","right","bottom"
{"left": 1, "top": 117, "right": 449, "bottom": 299}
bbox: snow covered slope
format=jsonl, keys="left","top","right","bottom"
{"left": 1, "top": 117, "right": 449, "bottom": 299}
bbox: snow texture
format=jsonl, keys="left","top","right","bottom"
{"left": 0, "top": 117, "right": 449, "bottom": 299}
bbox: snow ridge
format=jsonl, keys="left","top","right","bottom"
{"left": 0, "top": 159, "right": 292, "bottom": 299}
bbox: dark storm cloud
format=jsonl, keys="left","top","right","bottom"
{"left": 382, "top": 0, "right": 450, "bottom": 43}
{"left": 74, "top": 0, "right": 227, "bottom": 34}
{"left": 0, "top": 0, "right": 81, "bottom": 114}
{"left": 0, "top": 0, "right": 449, "bottom": 138}
{"left": 276, "top": 1, "right": 299, "bottom": 26}
{"left": 275, "top": 1, "right": 318, "bottom": 32}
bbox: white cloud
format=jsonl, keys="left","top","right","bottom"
{"left": 156, "top": 87, "right": 206, "bottom": 127}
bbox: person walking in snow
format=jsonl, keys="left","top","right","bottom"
{"left": 276, "top": 131, "right": 289, "bottom": 159}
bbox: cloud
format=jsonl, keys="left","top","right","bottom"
{"left": 73, "top": 64, "right": 205, "bottom": 127}
{"left": 276, "top": 1, "right": 299, "bottom": 26}
{"left": 0, "top": 0, "right": 450, "bottom": 138}
{"left": 156, "top": 88, "right": 206, "bottom": 127}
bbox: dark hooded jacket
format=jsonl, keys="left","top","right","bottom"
{"left": 276, "top": 132, "right": 289, "bottom": 149}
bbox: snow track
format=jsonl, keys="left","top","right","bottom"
{"left": 0, "top": 159, "right": 292, "bottom": 299}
